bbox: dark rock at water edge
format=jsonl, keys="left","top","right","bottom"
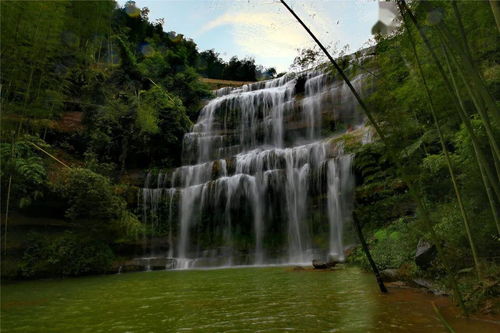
{"left": 312, "top": 259, "right": 338, "bottom": 269}
{"left": 120, "top": 264, "right": 145, "bottom": 273}
{"left": 412, "top": 278, "right": 448, "bottom": 296}
{"left": 415, "top": 239, "right": 437, "bottom": 270}
{"left": 114, "top": 257, "right": 176, "bottom": 273}
{"left": 380, "top": 268, "right": 401, "bottom": 282}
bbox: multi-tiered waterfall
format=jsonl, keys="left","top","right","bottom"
{"left": 140, "top": 69, "right": 372, "bottom": 269}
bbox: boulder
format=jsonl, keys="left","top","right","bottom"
{"left": 312, "top": 259, "right": 337, "bottom": 269}
{"left": 133, "top": 257, "right": 177, "bottom": 270}
{"left": 149, "top": 258, "right": 167, "bottom": 271}
{"left": 380, "top": 268, "right": 401, "bottom": 282}
{"left": 120, "top": 264, "right": 145, "bottom": 273}
{"left": 415, "top": 239, "right": 436, "bottom": 269}
{"left": 412, "top": 278, "right": 448, "bottom": 296}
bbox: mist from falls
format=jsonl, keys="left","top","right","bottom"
{"left": 140, "top": 70, "right": 372, "bottom": 269}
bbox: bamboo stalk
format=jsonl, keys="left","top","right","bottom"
{"left": 477, "top": 153, "right": 500, "bottom": 234}
{"left": 3, "top": 135, "right": 17, "bottom": 255}
{"left": 441, "top": 42, "right": 500, "bottom": 234}
{"left": 353, "top": 213, "right": 388, "bottom": 293}
{"left": 3, "top": 176, "right": 12, "bottom": 255}
{"left": 432, "top": 301, "right": 457, "bottom": 333}
{"left": 451, "top": 1, "right": 472, "bottom": 59}
{"left": 28, "top": 142, "right": 71, "bottom": 169}
{"left": 440, "top": 40, "right": 500, "bottom": 201}
{"left": 441, "top": 5, "right": 499, "bottom": 124}
{"left": 441, "top": 6, "right": 500, "bottom": 224}
{"left": 399, "top": 0, "right": 500, "bottom": 202}
{"left": 280, "top": 0, "right": 466, "bottom": 310}
{"left": 437, "top": 25, "right": 500, "bottom": 163}
{"left": 488, "top": 0, "right": 500, "bottom": 33}
{"left": 403, "top": 17, "right": 482, "bottom": 278}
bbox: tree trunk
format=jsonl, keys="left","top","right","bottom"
{"left": 352, "top": 213, "right": 388, "bottom": 293}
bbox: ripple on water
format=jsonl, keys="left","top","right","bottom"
{"left": 1, "top": 267, "right": 499, "bottom": 333}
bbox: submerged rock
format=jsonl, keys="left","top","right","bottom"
{"left": 415, "top": 239, "right": 437, "bottom": 270}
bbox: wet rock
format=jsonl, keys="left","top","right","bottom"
{"left": 133, "top": 257, "right": 176, "bottom": 270}
{"left": 149, "top": 258, "right": 168, "bottom": 270}
{"left": 112, "top": 257, "right": 178, "bottom": 273}
{"left": 312, "top": 260, "right": 328, "bottom": 269}
{"left": 412, "top": 278, "right": 448, "bottom": 296}
{"left": 312, "top": 259, "right": 337, "bottom": 269}
{"left": 386, "top": 281, "right": 409, "bottom": 288}
{"left": 380, "top": 269, "right": 401, "bottom": 282}
{"left": 294, "top": 74, "right": 307, "bottom": 95}
{"left": 120, "top": 264, "right": 145, "bottom": 273}
{"left": 415, "top": 239, "right": 437, "bottom": 270}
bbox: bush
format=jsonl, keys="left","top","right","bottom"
{"left": 348, "top": 217, "right": 418, "bottom": 271}
{"left": 57, "top": 168, "right": 124, "bottom": 222}
{"left": 0, "top": 136, "right": 48, "bottom": 209}
{"left": 20, "top": 232, "right": 114, "bottom": 277}
{"left": 54, "top": 167, "right": 144, "bottom": 240}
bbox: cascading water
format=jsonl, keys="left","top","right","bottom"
{"left": 140, "top": 69, "right": 372, "bottom": 269}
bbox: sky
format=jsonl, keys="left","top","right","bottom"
{"left": 117, "top": 0, "right": 380, "bottom": 72}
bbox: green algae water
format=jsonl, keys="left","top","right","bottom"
{"left": 1, "top": 267, "right": 497, "bottom": 332}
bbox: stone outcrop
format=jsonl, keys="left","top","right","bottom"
{"left": 415, "top": 239, "right": 437, "bottom": 270}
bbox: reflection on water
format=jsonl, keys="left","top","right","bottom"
{"left": 1, "top": 267, "right": 498, "bottom": 332}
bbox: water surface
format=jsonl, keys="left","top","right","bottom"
{"left": 1, "top": 267, "right": 497, "bottom": 332}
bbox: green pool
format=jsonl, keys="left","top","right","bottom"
{"left": 1, "top": 267, "right": 496, "bottom": 332}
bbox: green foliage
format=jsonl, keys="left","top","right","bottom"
{"left": 57, "top": 168, "right": 123, "bottom": 221}
{"left": 0, "top": 136, "right": 47, "bottom": 208}
{"left": 20, "top": 232, "right": 114, "bottom": 277}
{"left": 198, "top": 49, "right": 274, "bottom": 81}
{"left": 350, "top": 1, "right": 499, "bottom": 312}
{"left": 0, "top": 1, "right": 216, "bottom": 279}
{"left": 353, "top": 141, "right": 413, "bottom": 231}
{"left": 55, "top": 168, "right": 143, "bottom": 239}
{"left": 349, "top": 218, "right": 419, "bottom": 271}
{"left": 1, "top": 0, "right": 210, "bottom": 170}
{"left": 83, "top": 151, "right": 117, "bottom": 178}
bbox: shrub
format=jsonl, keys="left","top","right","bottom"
{"left": 54, "top": 167, "right": 144, "bottom": 240}
{"left": 20, "top": 232, "right": 114, "bottom": 277}
{"left": 348, "top": 217, "right": 418, "bottom": 271}
{"left": 57, "top": 168, "right": 124, "bottom": 222}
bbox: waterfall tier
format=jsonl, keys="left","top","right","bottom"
{"left": 140, "top": 70, "right": 372, "bottom": 269}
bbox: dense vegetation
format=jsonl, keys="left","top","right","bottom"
{"left": 0, "top": 0, "right": 498, "bottom": 315}
{"left": 0, "top": 0, "right": 267, "bottom": 278}
{"left": 339, "top": 0, "right": 499, "bottom": 313}
{"left": 199, "top": 49, "right": 277, "bottom": 81}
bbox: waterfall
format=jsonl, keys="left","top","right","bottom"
{"left": 139, "top": 69, "right": 371, "bottom": 268}
{"left": 326, "top": 146, "right": 354, "bottom": 262}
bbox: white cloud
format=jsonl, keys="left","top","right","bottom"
{"left": 201, "top": 11, "right": 308, "bottom": 58}
{"left": 198, "top": 1, "right": 342, "bottom": 71}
